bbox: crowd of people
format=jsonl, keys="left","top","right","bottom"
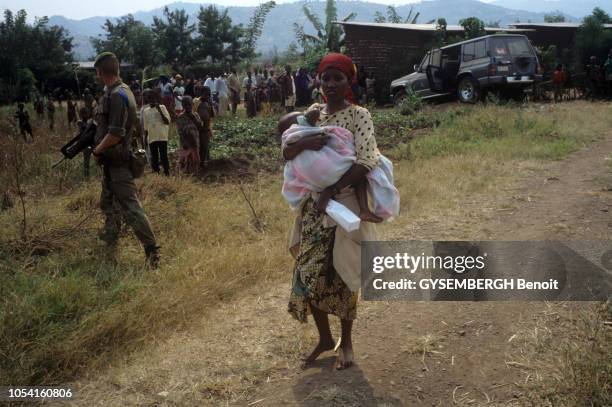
{"left": 550, "top": 49, "right": 612, "bottom": 101}
{"left": 137, "top": 64, "right": 377, "bottom": 121}
{"left": 147, "top": 65, "right": 330, "bottom": 120}
{"left": 13, "top": 62, "right": 378, "bottom": 180}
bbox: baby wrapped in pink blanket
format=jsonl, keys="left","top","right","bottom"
{"left": 280, "top": 110, "right": 399, "bottom": 222}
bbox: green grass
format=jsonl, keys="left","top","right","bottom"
{"left": 408, "top": 104, "right": 610, "bottom": 161}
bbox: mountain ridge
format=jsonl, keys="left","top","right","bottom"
{"left": 46, "top": 0, "right": 582, "bottom": 60}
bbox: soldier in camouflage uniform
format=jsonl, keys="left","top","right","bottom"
{"left": 91, "top": 52, "right": 160, "bottom": 267}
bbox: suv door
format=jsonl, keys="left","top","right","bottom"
{"left": 410, "top": 52, "right": 437, "bottom": 98}
{"left": 426, "top": 49, "right": 444, "bottom": 92}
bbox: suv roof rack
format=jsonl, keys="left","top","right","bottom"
{"left": 439, "top": 34, "right": 527, "bottom": 51}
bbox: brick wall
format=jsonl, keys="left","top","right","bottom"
{"left": 343, "top": 25, "right": 433, "bottom": 103}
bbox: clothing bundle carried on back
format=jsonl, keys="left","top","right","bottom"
{"left": 281, "top": 123, "right": 400, "bottom": 220}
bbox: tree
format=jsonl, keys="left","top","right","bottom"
{"left": 544, "top": 12, "right": 566, "bottom": 23}
{"left": 92, "top": 15, "right": 160, "bottom": 69}
{"left": 242, "top": 1, "right": 276, "bottom": 63}
{"left": 540, "top": 44, "right": 558, "bottom": 75}
{"left": 433, "top": 18, "right": 448, "bottom": 47}
{"left": 459, "top": 17, "right": 486, "bottom": 39}
{"left": 591, "top": 7, "right": 612, "bottom": 24}
{"left": 373, "top": 6, "right": 419, "bottom": 24}
{"left": 575, "top": 7, "right": 612, "bottom": 66}
{"left": 153, "top": 7, "right": 196, "bottom": 67}
{"left": 196, "top": 5, "right": 244, "bottom": 66}
{"left": 294, "top": 0, "right": 355, "bottom": 54}
{"left": 0, "top": 10, "right": 73, "bottom": 102}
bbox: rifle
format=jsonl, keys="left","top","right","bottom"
{"left": 52, "top": 121, "right": 97, "bottom": 168}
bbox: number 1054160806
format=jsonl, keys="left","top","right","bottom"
{"left": 1, "top": 387, "right": 74, "bottom": 401}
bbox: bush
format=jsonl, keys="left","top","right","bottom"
{"left": 396, "top": 88, "right": 423, "bottom": 116}
{"left": 0, "top": 68, "right": 37, "bottom": 103}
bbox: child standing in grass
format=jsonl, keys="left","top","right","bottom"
{"left": 142, "top": 89, "right": 171, "bottom": 176}
{"left": 552, "top": 64, "right": 566, "bottom": 103}
{"left": 14, "top": 103, "right": 33, "bottom": 142}
{"left": 46, "top": 97, "right": 55, "bottom": 131}
{"left": 34, "top": 96, "right": 44, "bottom": 121}
{"left": 194, "top": 86, "right": 215, "bottom": 168}
{"left": 176, "top": 96, "right": 202, "bottom": 175}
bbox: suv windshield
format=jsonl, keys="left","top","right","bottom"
{"left": 491, "top": 37, "right": 531, "bottom": 57}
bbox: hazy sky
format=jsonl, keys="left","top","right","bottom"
{"left": 2, "top": 0, "right": 494, "bottom": 20}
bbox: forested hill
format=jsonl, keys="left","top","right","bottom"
{"left": 48, "top": 0, "right": 575, "bottom": 60}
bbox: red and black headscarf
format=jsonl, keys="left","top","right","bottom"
{"left": 318, "top": 53, "right": 356, "bottom": 80}
{"left": 317, "top": 53, "right": 357, "bottom": 104}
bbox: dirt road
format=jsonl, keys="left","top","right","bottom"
{"left": 70, "top": 132, "right": 612, "bottom": 406}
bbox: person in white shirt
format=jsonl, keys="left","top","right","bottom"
{"left": 204, "top": 75, "right": 217, "bottom": 94}
{"left": 141, "top": 89, "right": 171, "bottom": 176}
{"left": 215, "top": 74, "right": 229, "bottom": 116}
{"left": 204, "top": 75, "right": 219, "bottom": 112}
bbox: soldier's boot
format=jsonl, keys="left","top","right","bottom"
{"left": 145, "top": 245, "right": 161, "bottom": 269}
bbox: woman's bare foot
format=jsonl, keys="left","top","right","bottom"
{"left": 302, "top": 339, "right": 335, "bottom": 364}
{"left": 335, "top": 345, "right": 354, "bottom": 370}
{"left": 360, "top": 211, "right": 383, "bottom": 223}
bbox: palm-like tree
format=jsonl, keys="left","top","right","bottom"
{"left": 293, "top": 0, "right": 355, "bottom": 52}
{"left": 374, "top": 6, "right": 420, "bottom": 24}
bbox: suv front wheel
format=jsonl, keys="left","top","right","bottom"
{"left": 457, "top": 76, "right": 480, "bottom": 104}
{"left": 393, "top": 90, "right": 407, "bottom": 106}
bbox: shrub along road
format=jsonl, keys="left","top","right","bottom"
{"left": 68, "top": 102, "right": 612, "bottom": 406}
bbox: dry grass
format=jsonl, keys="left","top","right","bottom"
{"left": 1, "top": 172, "right": 295, "bottom": 385}
{"left": 2, "top": 101, "right": 612, "bottom": 404}
{"left": 505, "top": 302, "right": 611, "bottom": 406}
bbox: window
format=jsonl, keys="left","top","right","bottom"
{"left": 491, "top": 38, "right": 508, "bottom": 56}
{"left": 419, "top": 53, "right": 431, "bottom": 71}
{"left": 506, "top": 37, "right": 531, "bottom": 55}
{"left": 431, "top": 50, "right": 441, "bottom": 66}
{"left": 463, "top": 42, "right": 476, "bottom": 62}
{"left": 475, "top": 40, "right": 486, "bottom": 59}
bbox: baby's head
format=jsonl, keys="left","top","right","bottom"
{"left": 277, "top": 108, "right": 321, "bottom": 136}
{"left": 277, "top": 112, "right": 302, "bottom": 136}
{"left": 303, "top": 108, "right": 320, "bottom": 125}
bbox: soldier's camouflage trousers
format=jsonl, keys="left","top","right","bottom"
{"left": 100, "top": 164, "right": 157, "bottom": 248}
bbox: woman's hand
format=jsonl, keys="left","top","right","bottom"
{"left": 315, "top": 187, "right": 335, "bottom": 213}
{"left": 283, "top": 133, "right": 329, "bottom": 160}
{"left": 299, "top": 133, "right": 329, "bottom": 151}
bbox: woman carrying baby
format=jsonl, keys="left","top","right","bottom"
{"left": 284, "top": 53, "right": 381, "bottom": 370}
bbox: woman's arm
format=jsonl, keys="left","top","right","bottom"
{"left": 282, "top": 133, "right": 329, "bottom": 160}
{"left": 314, "top": 163, "right": 368, "bottom": 213}
{"left": 315, "top": 106, "right": 378, "bottom": 213}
